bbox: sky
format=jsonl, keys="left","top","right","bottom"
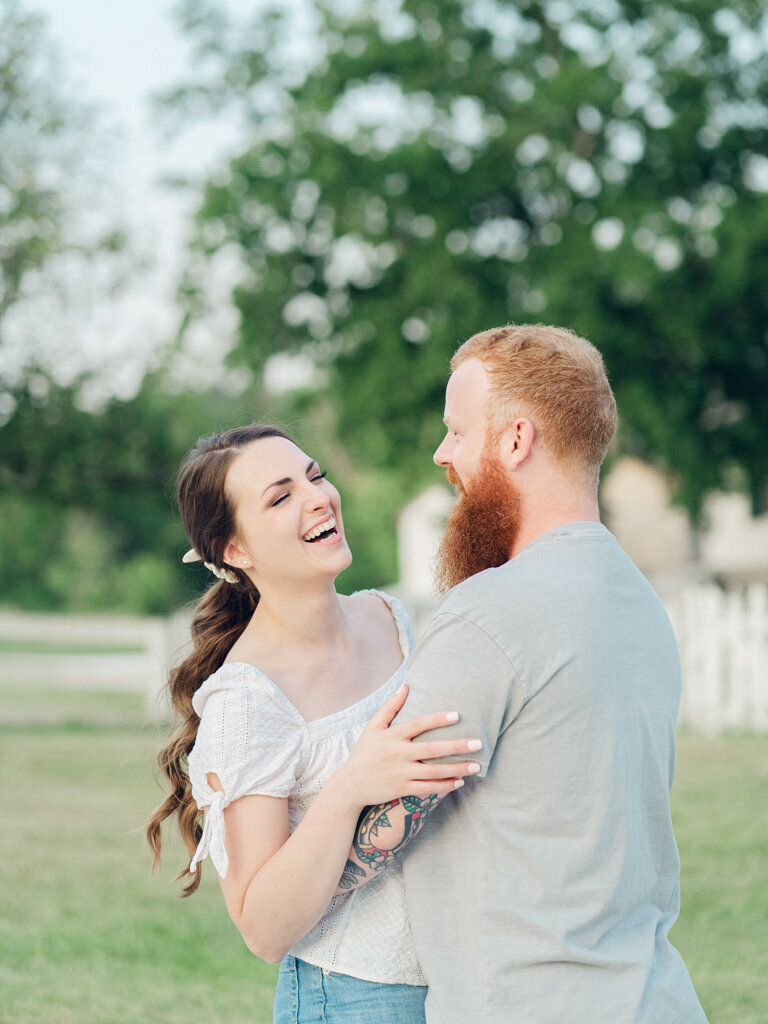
{"left": 34, "top": 0, "right": 234, "bottom": 220}
{"left": 18, "top": 0, "right": 258, "bottom": 402}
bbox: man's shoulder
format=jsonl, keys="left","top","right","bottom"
{"left": 431, "top": 522, "right": 651, "bottom": 630}
{"left": 433, "top": 524, "right": 597, "bottom": 617}
{"left": 424, "top": 564, "right": 523, "bottom": 657}
{"left": 435, "top": 564, "right": 507, "bottom": 616}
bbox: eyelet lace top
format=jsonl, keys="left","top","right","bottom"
{"left": 187, "top": 590, "right": 425, "bottom": 986}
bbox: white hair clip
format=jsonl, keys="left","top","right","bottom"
{"left": 204, "top": 562, "right": 240, "bottom": 584}
{"left": 181, "top": 547, "right": 239, "bottom": 584}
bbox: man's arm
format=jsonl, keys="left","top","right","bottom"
{"left": 336, "top": 608, "right": 521, "bottom": 894}
{"left": 337, "top": 794, "right": 443, "bottom": 892}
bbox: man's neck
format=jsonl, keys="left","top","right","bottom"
{"left": 509, "top": 495, "right": 600, "bottom": 559}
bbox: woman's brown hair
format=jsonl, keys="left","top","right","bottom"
{"left": 145, "top": 424, "right": 293, "bottom": 895}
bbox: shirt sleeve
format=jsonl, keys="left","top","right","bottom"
{"left": 394, "top": 610, "right": 525, "bottom": 777}
{"left": 187, "top": 668, "right": 305, "bottom": 877}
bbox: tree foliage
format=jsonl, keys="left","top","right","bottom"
{"left": 0, "top": 372, "right": 393, "bottom": 611}
{"left": 0, "top": 378, "right": 272, "bottom": 613}
{"left": 4, "top": 0, "right": 767, "bottom": 614}
{"left": 0, "top": 1, "right": 179, "bottom": 614}
{"left": 0, "top": 0, "right": 72, "bottom": 326}
{"left": 173, "top": 0, "right": 768, "bottom": 523}
{"left": 0, "top": 0, "right": 129, "bottom": 400}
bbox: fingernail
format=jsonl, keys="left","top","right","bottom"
{"left": 467, "top": 762, "right": 481, "bottom": 773}
{"left": 454, "top": 779, "right": 464, "bottom": 789}
{"left": 467, "top": 739, "right": 482, "bottom": 752}
{"left": 445, "top": 712, "right": 459, "bottom": 723}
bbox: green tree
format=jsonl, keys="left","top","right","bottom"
{"left": 170, "top": 0, "right": 768, "bottom": 538}
{"left": 0, "top": 376, "right": 284, "bottom": 613}
{"left": 0, "top": 0, "right": 130, "bottom": 403}
{"left": 0, "top": 0, "right": 71, "bottom": 328}
{"left": 0, "top": 1, "right": 209, "bottom": 614}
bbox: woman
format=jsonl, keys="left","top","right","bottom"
{"left": 146, "top": 425, "right": 482, "bottom": 1024}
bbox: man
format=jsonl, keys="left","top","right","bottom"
{"left": 340, "top": 324, "right": 707, "bottom": 1023}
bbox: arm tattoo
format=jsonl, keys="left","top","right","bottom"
{"left": 338, "top": 859, "right": 366, "bottom": 891}
{"left": 337, "top": 794, "right": 442, "bottom": 892}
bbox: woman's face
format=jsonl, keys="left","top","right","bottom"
{"left": 223, "top": 436, "right": 352, "bottom": 587}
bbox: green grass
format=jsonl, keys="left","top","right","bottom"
{"left": 0, "top": 717, "right": 765, "bottom": 1023}
{"left": 669, "top": 733, "right": 768, "bottom": 1023}
{"left": 0, "top": 726, "right": 277, "bottom": 1024}
{"left": 0, "top": 683, "right": 145, "bottom": 726}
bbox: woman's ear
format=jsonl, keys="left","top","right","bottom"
{"left": 223, "top": 540, "right": 250, "bottom": 570}
{"left": 499, "top": 417, "right": 535, "bottom": 471}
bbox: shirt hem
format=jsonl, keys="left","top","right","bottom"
{"left": 288, "top": 949, "right": 426, "bottom": 987}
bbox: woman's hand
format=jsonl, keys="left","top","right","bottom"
{"left": 214, "top": 685, "right": 479, "bottom": 960}
{"left": 332, "top": 684, "right": 482, "bottom": 809}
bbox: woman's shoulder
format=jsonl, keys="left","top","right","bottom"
{"left": 191, "top": 662, "right": 248, "bottom": 718}
{"left": 345, "top": 587, "right": 399, "bottom": 616}
{"left": 187, "top": 664, "right": 307, "bottom": 845}
{"left": 345, "top": 588, "right": 413, "bottom": 657}
{"left": 189, "top": 663, "right": 306, "bottom": 790}
{"left": 191, "top": 661, "right": 303, "bottom": 724}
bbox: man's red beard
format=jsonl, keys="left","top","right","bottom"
{"left": 434, "top": 453, "right": 521, "bottom": 594}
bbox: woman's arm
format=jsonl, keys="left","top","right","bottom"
{"left": 211, "top": 779, "right": 361, "bottom": 962}
{"left": 208, "top": 685, "right": 481, "bottom": 962}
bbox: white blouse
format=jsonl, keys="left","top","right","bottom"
{"left": 187, "top": 590, "right": 425, "bottom": 986}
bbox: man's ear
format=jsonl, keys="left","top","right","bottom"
{"left": 498, "top": 417, "right": 535, "bottom": 471}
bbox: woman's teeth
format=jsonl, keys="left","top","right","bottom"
{"left": 303, "top": 515, "right": 337, "bottom": 542}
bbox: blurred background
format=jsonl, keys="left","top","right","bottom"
{"left": 1, "top": 0, "right": 767, "bottom": 1021}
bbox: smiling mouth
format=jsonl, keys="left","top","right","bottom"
{"left": 302, "top": 514, "right": 338, "bottom": 543}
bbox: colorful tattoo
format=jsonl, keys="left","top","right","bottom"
{"left": 351, "top": 793, "right": 442, "bottom": 876}
{"left": 338, "top": 859, "right": 366, "bottom": 891}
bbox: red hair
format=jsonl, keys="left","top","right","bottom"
{"left": 452, "top": 324, "right": 617, "bottom": 486}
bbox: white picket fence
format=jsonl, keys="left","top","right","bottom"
{"left": 667, "top": 583, "right": 768, "bottom": 733}
{"left": 0, "top": 609, "right": 192, "bottom": 722}
{"left": 1, "top": 583, "right": 767, "bottom": 731}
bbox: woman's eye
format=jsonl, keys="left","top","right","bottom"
{"left": 271, "top": 493, "right": 289, "bottom": 507}
{"left": 311, "top": 470, "right": 328, "bottom": 483}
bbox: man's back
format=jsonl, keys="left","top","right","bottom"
{"left": 401, "top": 522, "right": 707, "bottom": 1023}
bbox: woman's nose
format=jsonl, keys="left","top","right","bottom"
{"left": 304, "top": 483, "right": 330, "bottom": 510}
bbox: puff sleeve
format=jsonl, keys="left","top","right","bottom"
{"left": 187, "top": 664, "right": 306, "bottom": 878}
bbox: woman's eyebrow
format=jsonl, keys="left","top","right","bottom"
{"left": 260, "top": 461, "right": 317, "bottom": 498}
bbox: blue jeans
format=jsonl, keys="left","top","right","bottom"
{"left": 273, "top": 954, "right": 427, "bottom": 1024}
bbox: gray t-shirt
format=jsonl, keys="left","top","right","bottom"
{"left": 400, "top": 522, "right": 707, "bottom": 1024}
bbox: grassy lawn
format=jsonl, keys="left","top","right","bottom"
{"left": 0, "top": 716, "right": 765, "bottom": 1023}
{"left": 0, "top": 724, "right": 277, "bottom": 1024}
{"left": 669, "top": 733, "right": 768, "bottom": 1023}
{"left": 0, "top": 683, "right": 146, "bottom": 726}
